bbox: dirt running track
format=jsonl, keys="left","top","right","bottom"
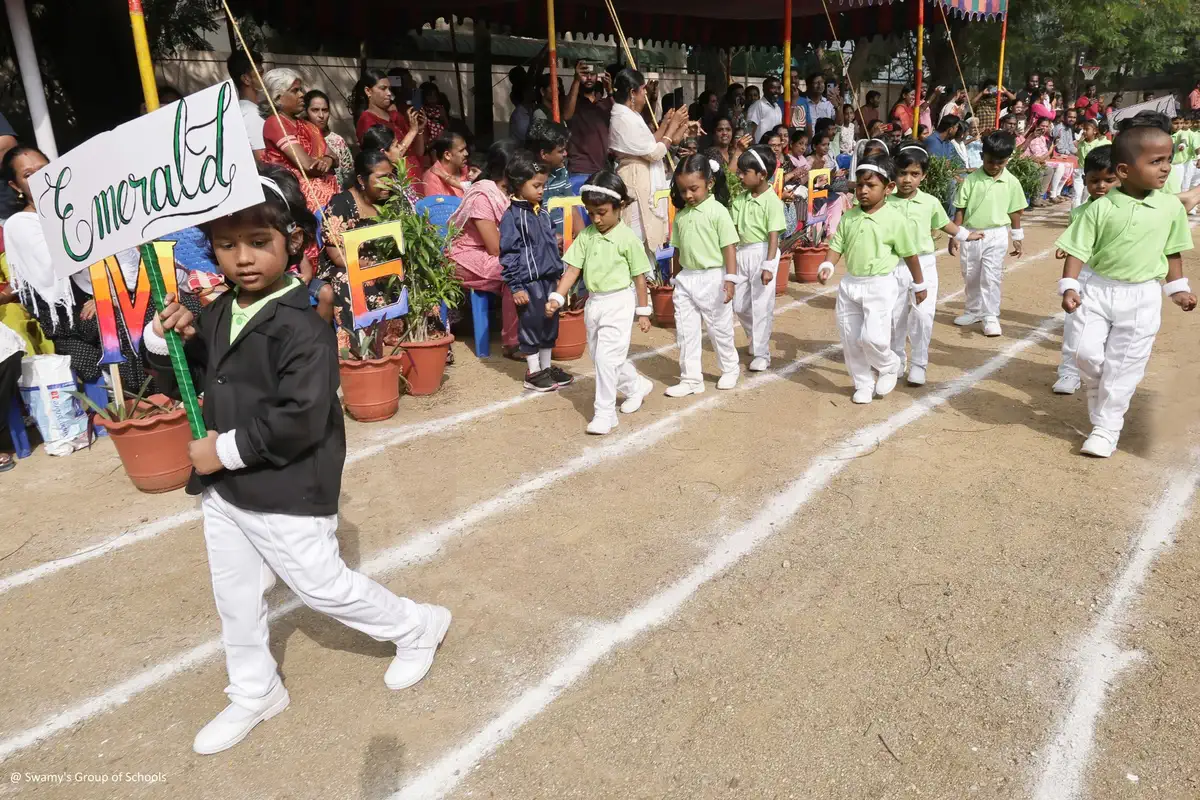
{"left": 1, "top": 211, "right": 1199, "bottom": 800}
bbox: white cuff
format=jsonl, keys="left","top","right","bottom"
{"left": 635, "top": 306, "right": 653, "bottom": 317}
{"left": 216, "top": 431, "right": 247, "bottom": 471}
{"left": 1058, "top": 277, "right": 1082, "bottom": 295}
{"left": 1163, "top": 278, "right": 1192, "bottom": 297}
{"left": 548, "top": 292, "right": 566, "bottom": 307}
{"left": 724, "top": 273, "right": 748, "bottom": 285}
{"left": 144, "top": 325, "right": 170, "bottom": 356}
{"left": 909, "top": 282, "right": 927, "bottom": 293}
{"left": 1010, "top": 228, "right": 1025, "bottom": 241}
{"left": 954, "top": 227, "right": 971, "bottom": 242}
{"left": 818, "top": 261, "right": 835, "bottom": 277}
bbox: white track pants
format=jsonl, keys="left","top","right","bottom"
{"left": 1047, "top": 162, "right": 1070, "bottom": 198}
{"left": 1058, "top": 266, "right": 1093, "bottom": 381}
{"left": 1073, "top": 274, "right": 1161, "bottom": 435}
{"left": 201, "top": 489, "right": 431, "bottom": 712}
{"left": 891, "top": 253, "right": 939, "bottom": 369}
{"left": 836, "top": 274, "right": 901, "bottom": 391}
{"left": 586, "top": 286, "right": 644, "bottom": 423}
{"left": 673, "top": 268, "right": 739, "bottom": 389}
{"left": 960, "top": 226, "right": 1008, "bottom": 319}
{"left": 733, "top": 242, "right": 777, "bottom": 361}
{"left": 1072, "top": 169, "right": 1086, "bottom": 208}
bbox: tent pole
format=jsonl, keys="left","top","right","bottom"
{"left": 127, "top": 0, "right": 160, "bottom": 113}
{"left": 783, "top": 0, "right": 792, "bottom": 123}
{"left": 5, "top": 0, "right": 58, "bottom": 157}
{"left": 548, "top": 0, "right": 560, "bottom": 122}
{"left": 996, "top": 4, "right": 1009, "bottom": 121}
{"left": 914, "top": 0, "right": 923, "bottom": 136}
{"left": 449, "top": 17, "right": 468, "bottom": 123}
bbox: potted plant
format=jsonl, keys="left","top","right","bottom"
{"left": 338, "top": 325, "right": 408, "bottom": 422}
{"left": 551, "top": 285, "right": 587, "bottom": 360}
{"left": 790, "top": 220, "right": 830, "bottom": 283}
{"left": 1005, "top": 155, "right": 1046, "bottom": 205}
{"left": 74, "top": 378, "right": 192, "bottom": 493}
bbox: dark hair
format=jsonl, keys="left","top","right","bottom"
{"left": 790, "top": 128, "right": 809, "bottom": 146}
{"left": 1083, "top": 144, "right": 1114, "bottom": 175}
{"left": 856, "top": 153, "right": 895, "bottom": 182}
{"left": 811, "top": 129, "right": 833, "bottom": 148}
{"left": 866, "top": 90, "right": 881, "bottom": 103}
{"left": 361, "top": 124, "right": 396, "bottom": 154}
{"left": 1112, "top": 123, "right": 1171, "bottom": 167}
{"left": 893, "top": 141, "right": 930, "bottom": 172}
{"left": 698, "top": 90, "right": 718, "bottom": 107}
{"left": 613, "top": 68, "right": 645, "bottom": 104}
{"left": 227, "top": 48, "right": 263, "bottom": 86}
{"left": 205, "top": 164, "right": 314, "bottom": 269}
{"left": 936, "top": 114, "right": 961, "bottom": 134}
{"left": 353, "top": 67, "right": 390, "bottom": 118}
{"left": 430, "top": 132, "right": 464, "bottom": 161}
{"left": 527, "top": 119, "right": 570, "bottom": 158}
{"left": 303, "top": 89, "right": 330, "bottom": 109}
{"left": 1117, "top": 110, "right": 1171, "bottom": 134}
{"left": 0, "top": 144, "right": 47, "bottom": 189}
{"left": 1081, "top": 117, "right": 1099, "bottom": 129}
{"left": 982, "top": 130, "right": 1017, "bottom": 159}
{"left": 670, "top": 153, "right": 729, "bottom": 209}
{"left": 420, "top": 80, "right": 440, "bottom": 104}
{"left": 355, "top": 148, "right": 392, "bottom": 179}
{"left": 580, "top": 169, "right": 631, "bottom": 208}
{"left": 505, "top": 149, "right": 545, "bottom": 191}
{"left": 737, "top": 144, "right": 777, "bottom": 177}
{"left": 484, "top": 139, "right": 519, "bottom": 183}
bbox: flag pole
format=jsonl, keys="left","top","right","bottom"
{"left": 127, "top": 0, "right": 159, "bottom": 113}
{"left": 914, "top": 0, "right": 924, "bottom": 136}
{"left": 548, "top": 0, "right": 560, "bottom": 122}
{"left": 996, "top": 2, "right": 1009, "bottom": 121}
{"left": 783, "top": 0, "right": 793, "bottom": 124}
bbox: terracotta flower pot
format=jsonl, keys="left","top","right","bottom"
{"left": 775, "top": 253, "right": 792, "bottom": 296}
{"left": 339, "top": 357, "right": 401, "bottom": 422}
{"left": 650, "top": 284, "right": 675, "bottom": 328}
{"left": 94, "top": 395, "right": 192, "bottom": 493}
{"left": 793, "top": 246, "right": 829, "bottom": 283}
{"left": 552, "top": 308, "right": 586, "bottom": 361}
{"left": 400, "top": 333, "right": 455, "bottom": 396}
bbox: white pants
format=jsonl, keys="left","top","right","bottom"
{"left": 1058, "top": 266, "right": 1093, "bottom": 381}
{"left": 201, "top": 489, "right": 430, "bottom": 712}
{"left": 586, "top": 286, "right": 645, "bottom": 422}
{"left": 1072, "top": 169, "right": 1086, "bottom": 208}
{"left": 891, "top": 253, "right": 939, "bottom": 368}
{"left": 1074, "top": 274, "right": 1161, "bottom": 435}
{"left": 960, "top": 226, "right": 1008, "bottom": 319}
{"left": 1185, "top": 161, "right": 1200, "bottom": 191}
{"left": 1045, "top": 162, "right": 1070, "bottom": 198}
{"left": 673, "top": 268, "right": 739, "bottom": 389}
{"left": 836, "top": 274, "right": 901, "bottom": 391}
{"left": 733, "top": 242, "right": 777, "bottom": 361}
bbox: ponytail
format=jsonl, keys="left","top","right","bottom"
{"left": 670, "top": 154, "right": 730, "bottom": 210}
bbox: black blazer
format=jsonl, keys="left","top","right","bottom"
{"left": 146, "top": 283, "right": 346, "bottom": 516}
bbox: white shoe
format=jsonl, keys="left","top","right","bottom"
{"left": 385, "top": 604, "right": 452, "bottom": 690}
{"left": 748, "top": 357, "right": 770, "bottom": 372}
{"left": 716, "top": 372, "right": 740, "bottom": 390}
{"left": 1052, "top": 374, "right": 1080, "bottom": 395}
{"left": 982, "top": 317, "right": 1002, "bottom": 337}
{"left": 665, "top": 382, "right": 704, "bottom": 398}
{"left": 954, "top": 312, "right": 981, "bottom": 327}
{"left": 1080, "top": 429, "right": 1118, "bottom": 458}
{"left": 875, "top": 371, "right": 899, "bottom": 397}
{"left": 907, "top": 365, "right": 926, "bottom": 386}
{"left": 586, "top": 416, "right": 618, "bottom": 435}
{"left": 619, "top": 378, "right": 654, "bottom": 414}
{"left": 852, "top": 386, "right": 874, "bottom": 404}
{"left": 193, "top": 683, "right": 290, "bottom": 755}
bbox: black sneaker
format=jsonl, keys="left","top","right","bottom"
{"left": 548, "top": 365, "right": 574, "bottom": 387}
{"left": 523, "top": 368, "right": 558, "bottom": 392}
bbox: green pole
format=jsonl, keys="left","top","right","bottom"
{"left": 139, "top": 243, "right": 206, "bottom": 439}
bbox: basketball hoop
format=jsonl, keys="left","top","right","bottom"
{"left": 1081, "top": 65, "right": 1101, "bottom": 81}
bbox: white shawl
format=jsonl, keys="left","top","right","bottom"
{"left": 609, "top": 102, "right": 669, "bottom": 209}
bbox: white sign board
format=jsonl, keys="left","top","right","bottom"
{"left": 31, "top": 80, "right": 263, "bottom": 279}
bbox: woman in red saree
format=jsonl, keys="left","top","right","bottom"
{"left": 353, "top": 67, "right": 426, "bottom": 183}
{"left": 260, "top": 68, "right": 338, "bottom": 214}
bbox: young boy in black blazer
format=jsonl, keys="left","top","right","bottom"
{"left": 145, "top": 166, "right": 450, "bottom": 755}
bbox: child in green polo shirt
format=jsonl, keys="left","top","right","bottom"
{"left": 730, "top": 144, "right": 787, "bottom": 372}
{"left": 817, "top": 155, "right": 926, "bottom": 405}
{"left": 888, "top": 142, "right": 983, "bottom": 386}
{"left": 665, "top": 154, "right": 741, "bottom": 397}
{"left": 1169, "top": 115, "right": 1193, "bottom": 194}
{"left": 1056, "top": 123, "right": 1196, "bottom": 458}
{"left": 1073, "top": 119, "right": 1108, "bottom": 210}
{"left": 546, "top": 171, "right": 655, "bottom": 435}
{"left": 950, "top": 129, "right": 1028, "bottom": 337}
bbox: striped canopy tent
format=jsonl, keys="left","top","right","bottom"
{"left": 933, "top": 0, "right": 1007, "bottom": 20}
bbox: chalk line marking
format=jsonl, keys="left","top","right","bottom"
{"left": 1031, "top": 452, "right": 1200, "bottom": 800}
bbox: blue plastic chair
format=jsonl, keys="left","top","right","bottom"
{"left": 83, "top": 376, "right": 109, "bottom": 438}
{"left": 8, "top": 396, "right": 30, "bottom": 459}
{"left": 414, "top": 195, "right": 462, "bottom": 238}
{"left": 416, "top": 195, "right": 493, "bottom": 354}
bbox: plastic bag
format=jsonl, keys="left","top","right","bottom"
{"left": 19, "top": 355, "right": 90, "bottom": 456}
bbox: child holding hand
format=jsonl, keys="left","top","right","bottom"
{"left": 730, "top": 145, "right": 787, "bottom": 371}
{"left": 546, "top": 171, "right": 655, "bottom": 434}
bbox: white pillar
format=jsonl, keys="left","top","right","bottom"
{"left": 5, "top": 0, "right": 58, "bottom": 158}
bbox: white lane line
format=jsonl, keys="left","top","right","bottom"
{"left": 0, "top": 288, "right": 837, "bottom": 599}
{"left": 390, "top": 314, "right": 1064, "bottom": 800}
{"left": 1031, "top": 453, "right": 1200, "bottom": 800}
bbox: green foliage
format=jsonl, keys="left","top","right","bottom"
{"left": 922, "top": 157, "right": 958, "bottom": 212}
{"left": 1006, "top": 156, "right": 1045, "bottom": 204}
{"left": 70, "top": 377, "right": 174, "bottom": 423}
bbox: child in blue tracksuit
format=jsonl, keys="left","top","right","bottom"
{"left": 500, "top": 150, "right": 571, "bottom": 392}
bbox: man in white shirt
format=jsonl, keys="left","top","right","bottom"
{"left": 227, "top": 49, "right": 266, "bottom": 156}
{"left": 746, "top": 76, "right": 783, "bottom": 142}
{"left": 939, "top": 88, "right": 967, "bottom": 122}
{"left": 795, "top": 72, "right": 835, "bottom": 133}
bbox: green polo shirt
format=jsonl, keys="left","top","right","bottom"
{"left": 885, "top": 189, "right": 950, "bottom": 255}
{"left": 1069, "top": 197, "right": 1092, "bottom": 223}
{"left": 729, "top": 189, "right": 787, "bottom": 246}
{"left": 562, "top": 221, "right": 652, "bottom": 293}
{"left": 953, "top": 168, "right": 1028, "bottom": 229}
{"left": 1056, "top": 188, "right": 1194, "bottom": 283}
{"left": 1076, "top": 138, "right": 1109, "bottom": 169}
{"left": 670, "top": 195, "right": 739, "bottom": 270}
{"left": 1172, "top": 131, "right": 1194, "bottom": 165}
{"left": 829, "top": 203, "right": 921, "bottom": 277}
{"left": 229, "top": 278, "right": 300, "bottom": 343}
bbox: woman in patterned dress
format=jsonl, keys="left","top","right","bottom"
{"left": 304, "top": 89, "right": 354, "bottom": 190}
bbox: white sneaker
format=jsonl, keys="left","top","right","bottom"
{"left": 1052, "top": 374, "right": 1080, "bottom": 395}
{"left": 619, "top": 378, "right": 654, "bottom": 414}
{"left": 875, "top": 370, "right": 899, "bottom": 397}
{"left": 665, "top": 382, "right": 704, "bottom": 398}
{"left": 907, "top": 365, "right": 927, "bottom": 386}
{"left": 748, "top": 357, "right": 770, "bottom": 372}
{"left": 851, "top": 386, "right": 874, "bottom": 404}
{"left": 716, "top": 372, "right": 740, "bottom": 390}
{"left": 586, "top": 416, "right": 618, "bottom": 435}
{"left": 954, "top": 312, "right": 981, "bottom": 327}
{"left": 1080, "top": 429, "right": 1118, "bottom": 458}
{"left": 982, "top": 317, "right": 1002, "bottom": 337}
{"left": 385, "top": 604, "right": 452, "bottom": 690}
{"left": 193, "top": 682, "right": 290, "bottom": 755}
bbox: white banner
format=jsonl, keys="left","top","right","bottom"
{"left": 1111, "top": 95, "right": 1178, "bottom": 124}
{"left": 31, "top": 80, "right": 263, "bottom": 279}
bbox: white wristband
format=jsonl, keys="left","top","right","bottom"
{"left": 1163, "top": 278, "right": 1192, "bottom": 297}
{"left": 635, "top": 306, "right": 653, "bottom": 317}
{"left": 909, "top": 282, "right": 927, "bottom": 293}
{"left": 1058, "top": 277, "right": 1082, "bottom": 295}
{"left": 954, "top": 227, "right": 971, "bottom": 242}
{"left": 548, "top": 292, "right": 566, "bottom": 307}
{"left": 216, "top": 430, "right": 247, "bottom": 471}
{"left": 144, "top": 325, "right": 170, "bottom": 356}
{"left": 724, "top": 273, "right": 748, "bottom": 285}
{"left": 818, "top": 261, "right": 835, "bottom": 277}
{"left": 1010, "top": 228, "right": 1025, "bottom": 241}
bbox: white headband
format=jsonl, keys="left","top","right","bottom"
{"left": 580, "top": 184, "right": 622, "bottom": 201}
{"left": 748, "top": 149, "right": 767, "bottom": 172}
{"left": 855, "top": 164, "right": 891, "bottom": 181}
{"left": 899, "top": 144, "right": 926, "bottom": 153}
{"left": 709, "top": 158, "right": 721, "bottom": 173}
{"left": 260, "top": 176, "right": 297, "bottom": 232}
{"left": 867, "top": 137, "right": 891, "bottom": 153}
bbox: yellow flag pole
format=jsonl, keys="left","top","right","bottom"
{"left": 996, "top": 3, "right": 1009, "bottom": 121}
{"left": 127, "top": 0, "right": 159, "bottom": 113}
